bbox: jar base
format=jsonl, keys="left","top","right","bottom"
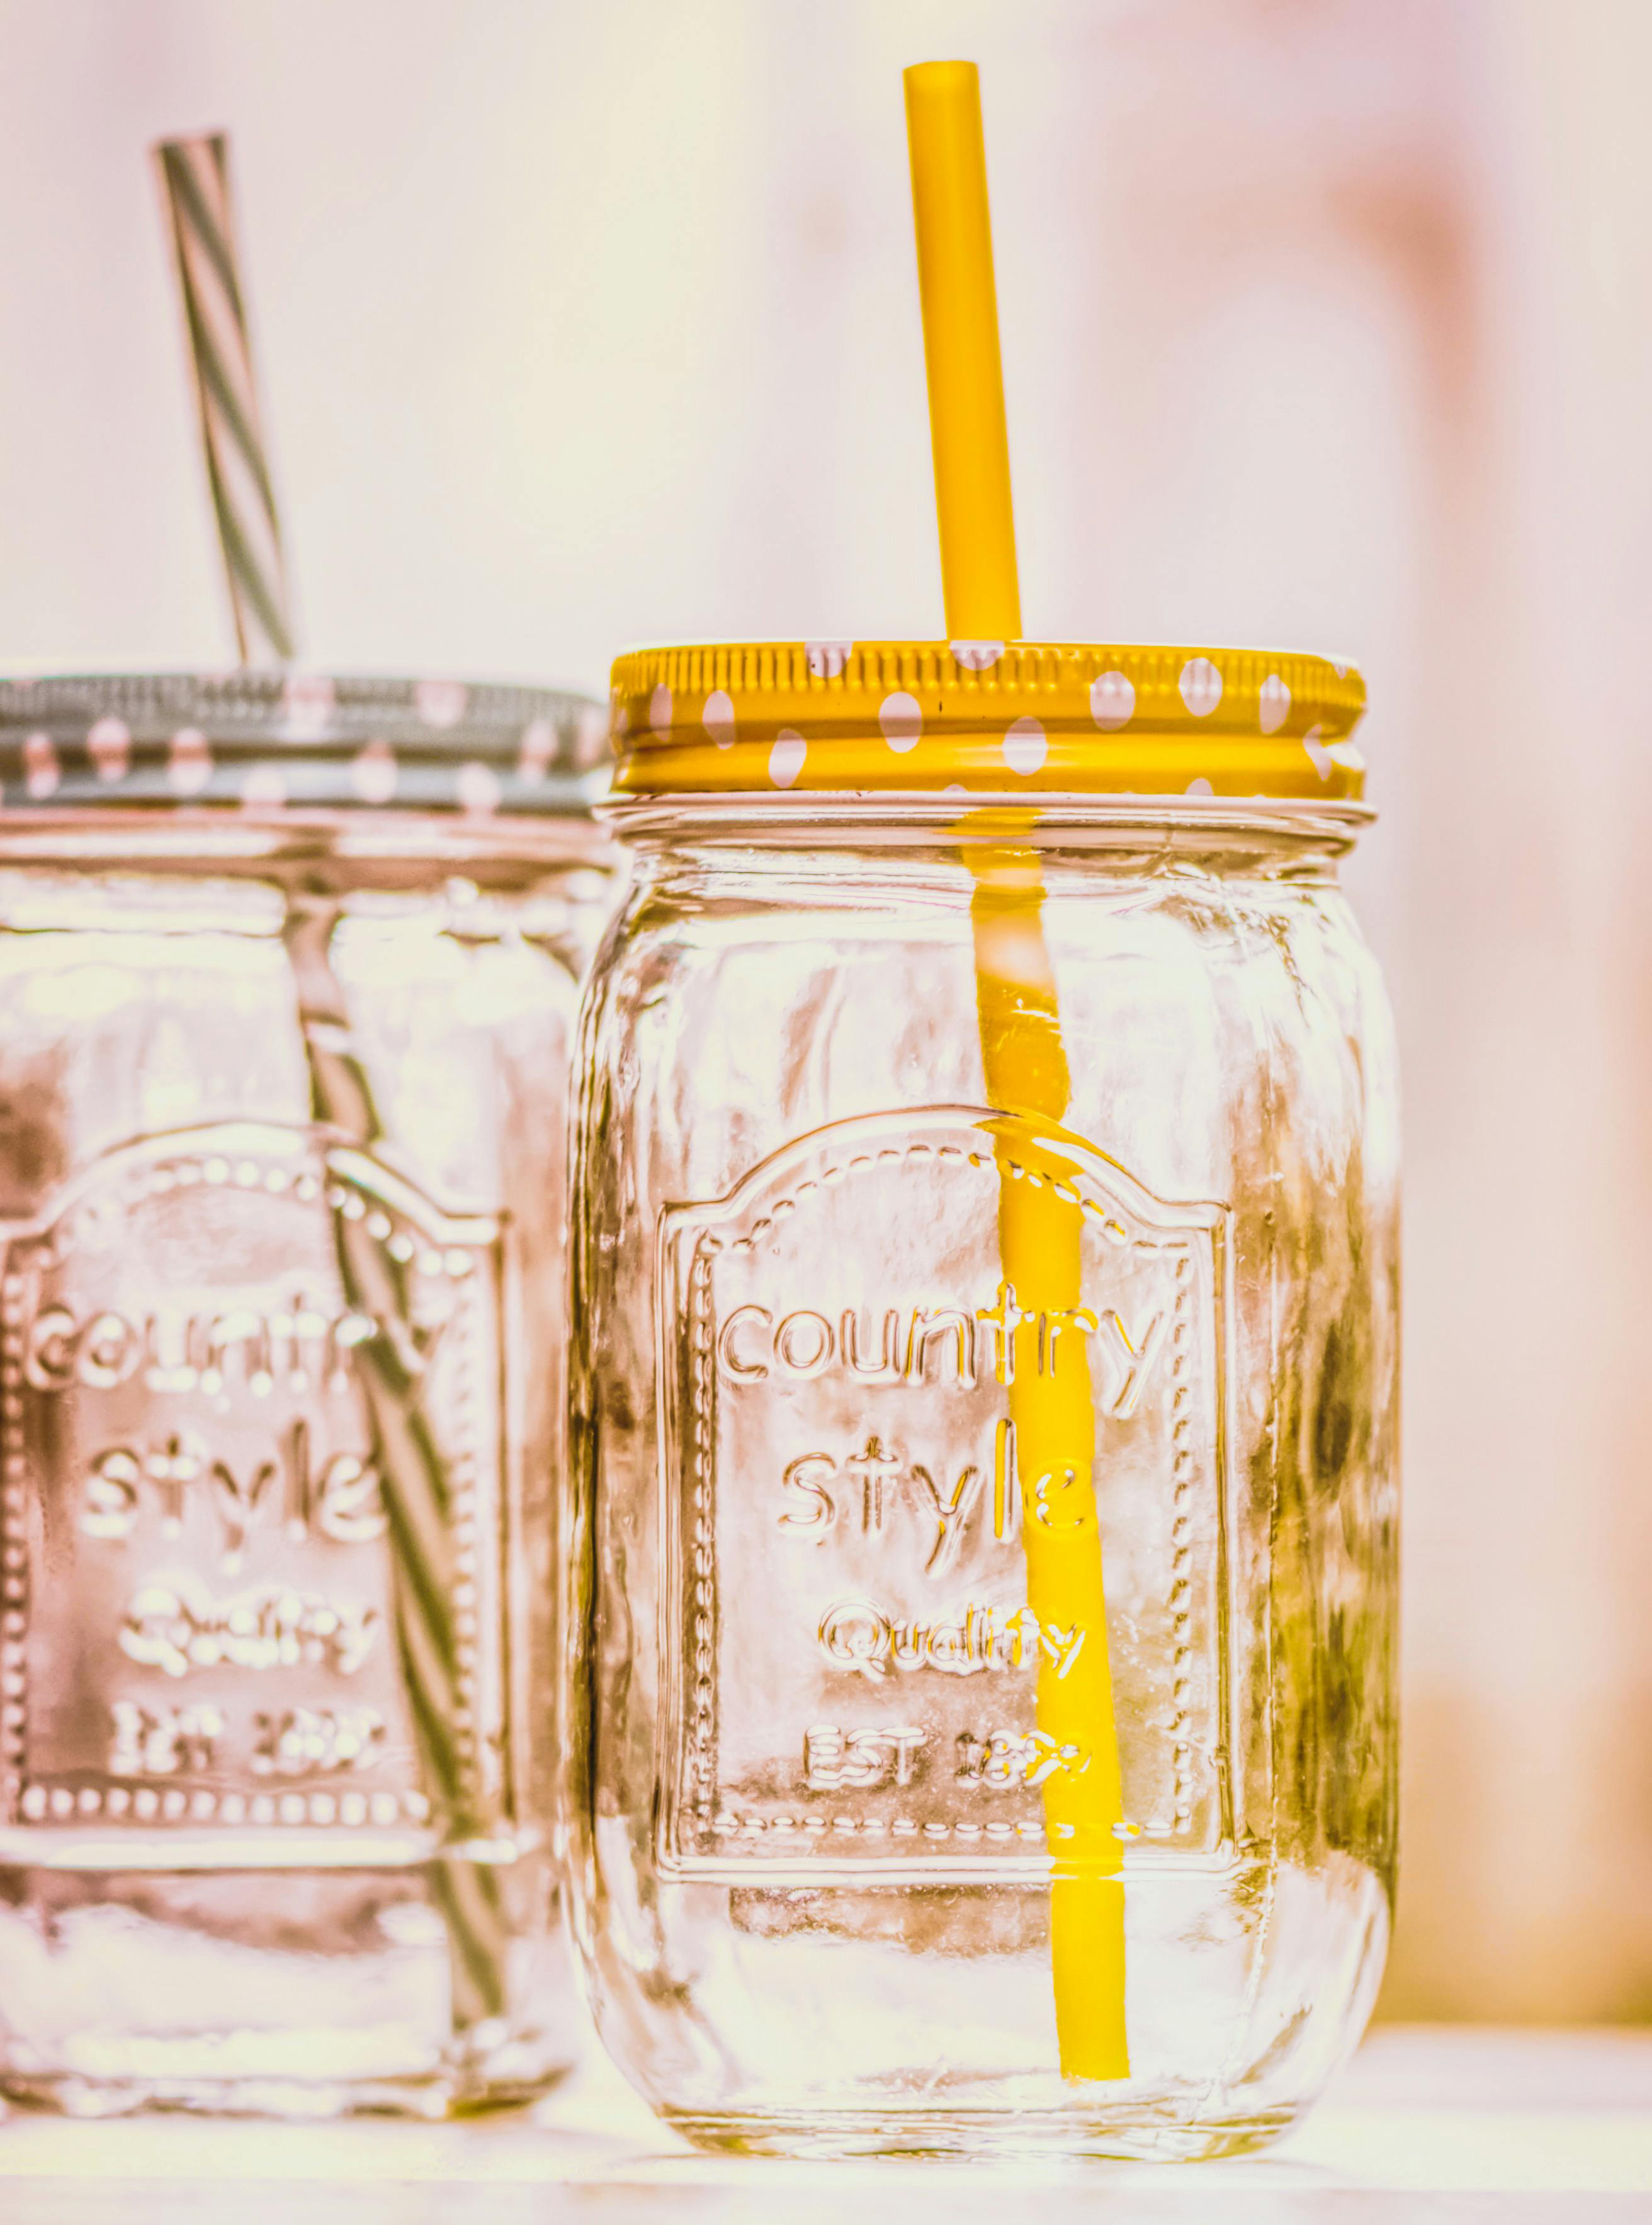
{"left": 0, "top": 1852, "right": 586, "bottom": 2120}
{"left": 660, "top": 2103, "right": 1301, "bottom": 2164}
{"left": 0, "top": 2060, "right": 572, "bottom": 2123}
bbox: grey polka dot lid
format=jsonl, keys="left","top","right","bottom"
{"left": 0, "top": 672, "right": 610, "bottom": 816}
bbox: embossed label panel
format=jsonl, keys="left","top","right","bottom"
{"left": 0, "top": 1123, "right": 504, "bottom": 1841}
{"left": 657, "top": 1107, "right": 1234, "bottom": 1881}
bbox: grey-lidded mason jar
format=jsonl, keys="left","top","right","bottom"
{"left": 569, "top": 640, "right": 1398, "bottom": 2161}
{"left": 0, "top": 672, "right": 615, "bottom": 2116}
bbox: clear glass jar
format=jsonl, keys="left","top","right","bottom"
{"left": 0, "top": 672, "right": 617, "bottom": 2116}
{"left": 567, "top": 643, "right": 1399, "bottom": 2161}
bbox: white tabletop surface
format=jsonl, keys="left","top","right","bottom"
{"left": 1, "top": 2025, "right": 1649, "bottom": 2219}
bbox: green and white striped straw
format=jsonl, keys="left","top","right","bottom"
{"left": 154, "top": 133, "right": 295, "bottom": 665}
{"left": 154, "top": 129, "right": 507, "bottom": 2035}
{"left": 281, "top": 900, "right": 508, "bottom": 2028}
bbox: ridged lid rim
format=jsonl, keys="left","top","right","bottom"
{"left": 609, "top": 640, "right": 1367, "bottom": 801}
{"left": 0, "top": 671, "right": 610, "bottom": 815}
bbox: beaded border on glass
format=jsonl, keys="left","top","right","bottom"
{"left": 0, "top": 1124, "right": 501, "bottom": 1835}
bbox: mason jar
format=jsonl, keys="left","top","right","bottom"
{"left": 0, "top": 671, "right": 615, "bottom": 2117}
{"left": 567, "top": 642, "right": 1399, "bottom": 2161}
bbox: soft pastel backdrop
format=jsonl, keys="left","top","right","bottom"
{"left": 1, "top": 0, "right": 1646, "bottom": 2022}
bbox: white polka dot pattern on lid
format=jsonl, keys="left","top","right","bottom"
{"left": 23, "top": 732, "right": 58, "bottom": 800}
{"left": 88, "top": 717, "right": 130, "bottom": 782}
{"left": 1185, "top": 776, "right": 1214, "bottom": 798}
{"left": 769, "top": 730, "right": 807, "bottom": 788}
{"left": 457, "top": 761, "right": 501, "bottom": 816}
{"left": 574, "top": 701, "right": 608, "bottom": 758}
{"left": 517, "top": 718, "right": 555, "bottom": 780}
{"left": 415, "top": 678, "right": 468, "bottom": 730}
{"left": 167, "top": 727, "right": 213, "bottom": 796}
{"left": 242, "top": 764, "right": 286, "bottom": 810}
{"left": 1179, "top": 658, "right": 1223, "bottom": 717}
{"left": 1301, "top": 725, "right": 1332, "bottom": 781}
{"left": 0, "top": 677, "right": 597, "bottom": 817}
{"left": 1002, "top": 718, "right": 1047, "bottom": 777}
{"left": 608, "top": 643, "right": 1364, "bottom": 798}
{"left": 942, "top": 783, "right": 968, "bottom": 797}
{"left": 1259, "top": 676, "right": 1290, "bottom": 735}
{"left": 648, "top": 684, "right": 673, "bottom": 737}
{"left": 1327, "top": 740, "right": 1366, "bottom": 773}
{"left": 1089, "top": 670, "right": 1134, "bottom": 732}
{"left": 879, "top": 691, "right": 923, "bottom": 753}
{"left": 702, "top": 689, "right": 737, "bottom": 749}
{"left": 351, "top": 737, "right": 398, "bottom": 805}
{"left": 281, "top": 673, "right": 336, "bottom": 739}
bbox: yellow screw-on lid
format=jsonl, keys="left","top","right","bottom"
{"left": 608, "top": 641, "right": 1366, "bottom": 801}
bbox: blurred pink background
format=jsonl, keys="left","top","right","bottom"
{"left": 1, "top": 0, "right": 1648, "bottom": 2022}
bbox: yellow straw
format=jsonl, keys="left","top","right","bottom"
{"left": 904, "top": 62, "right": 1021, "bottom": 643}
{"left": 905, "top": 60, "right": 1129, "bottom": 2083}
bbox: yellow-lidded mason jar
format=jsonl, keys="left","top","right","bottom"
{"left": 567, "top": 640, "right": 1397, "bottom": 2161}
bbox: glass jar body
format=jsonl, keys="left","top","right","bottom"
{"left": 568, "top": 801, "right": 1400, "bottom": 2161}
{"left": 0, "top": 816, "right": 617, "bottom": 2117}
